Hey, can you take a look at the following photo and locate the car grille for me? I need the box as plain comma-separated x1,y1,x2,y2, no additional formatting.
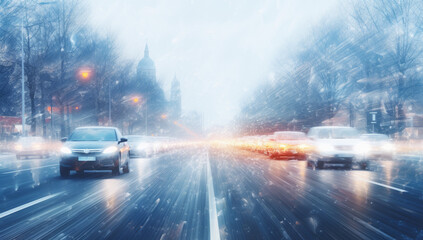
72,149,102,154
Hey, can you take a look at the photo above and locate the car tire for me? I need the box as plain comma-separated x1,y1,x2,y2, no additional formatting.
112,166,120,175
123,161,129,173
316,161,324,169
60,166,70,177
307,160,315,169
112,156,121,175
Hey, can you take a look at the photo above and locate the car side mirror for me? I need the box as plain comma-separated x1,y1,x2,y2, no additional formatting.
61,137,67,142
119,138,128,143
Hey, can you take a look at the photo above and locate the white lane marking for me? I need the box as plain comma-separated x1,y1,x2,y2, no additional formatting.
1,164,57,174
206,150,221,240
13,158,55,163
353,217,395,240
0,192,62,219
365,180,407,193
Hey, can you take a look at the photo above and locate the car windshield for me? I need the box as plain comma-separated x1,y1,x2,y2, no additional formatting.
68,129,117,141
313,128,360,139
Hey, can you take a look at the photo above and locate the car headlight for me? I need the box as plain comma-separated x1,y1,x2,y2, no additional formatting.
318,143,335,152
15,144,23,151
103,146,118,154
60,147,72,154
354,143,371,154
381,143,394,152
298,144,311,151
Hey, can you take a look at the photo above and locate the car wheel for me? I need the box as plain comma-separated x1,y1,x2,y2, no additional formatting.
316,161,324,169
307,160,315,169
60,166,70,177
112,166,120,175
112,157,121,175
123,161,129,173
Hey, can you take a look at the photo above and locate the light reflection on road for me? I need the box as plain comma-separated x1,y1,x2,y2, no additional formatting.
351,170,371,204
102,178,122,211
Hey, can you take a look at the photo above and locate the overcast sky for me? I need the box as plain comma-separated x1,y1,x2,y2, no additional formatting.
87,0,341,127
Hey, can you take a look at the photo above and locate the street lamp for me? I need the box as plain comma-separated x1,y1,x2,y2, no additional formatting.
78,69,92,81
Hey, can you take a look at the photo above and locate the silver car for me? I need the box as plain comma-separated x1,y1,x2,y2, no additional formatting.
307,126,368,169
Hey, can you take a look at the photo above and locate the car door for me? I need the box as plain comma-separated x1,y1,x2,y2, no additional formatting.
116,129,129,163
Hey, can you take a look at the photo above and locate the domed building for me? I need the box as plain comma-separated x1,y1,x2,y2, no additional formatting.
137,44,156,81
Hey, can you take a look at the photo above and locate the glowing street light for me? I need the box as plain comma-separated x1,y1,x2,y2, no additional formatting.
78,69,92,81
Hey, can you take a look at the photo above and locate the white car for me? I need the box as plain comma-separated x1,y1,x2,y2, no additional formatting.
360,134,394,160
307,126,368,169
14,136,50,159
125,135,154,157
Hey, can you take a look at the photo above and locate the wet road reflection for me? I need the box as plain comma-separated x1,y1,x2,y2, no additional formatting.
0,148,422,239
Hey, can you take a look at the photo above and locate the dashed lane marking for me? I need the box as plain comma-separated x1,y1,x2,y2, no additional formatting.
365,180,407,193
0,192,62,219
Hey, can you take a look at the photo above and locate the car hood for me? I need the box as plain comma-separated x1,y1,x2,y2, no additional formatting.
64,141,116,150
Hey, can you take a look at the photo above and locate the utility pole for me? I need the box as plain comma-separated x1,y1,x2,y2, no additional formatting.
21,17,25,136
108,78,111,125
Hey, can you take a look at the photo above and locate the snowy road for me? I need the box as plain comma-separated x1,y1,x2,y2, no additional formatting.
0,147,422,239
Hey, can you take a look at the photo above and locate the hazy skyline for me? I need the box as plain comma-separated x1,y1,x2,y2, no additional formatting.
87,0,341,127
